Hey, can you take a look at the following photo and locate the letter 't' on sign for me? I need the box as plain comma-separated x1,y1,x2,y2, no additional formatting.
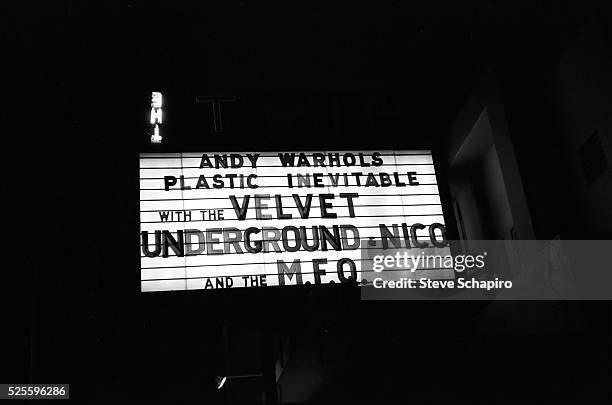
196,95,237,133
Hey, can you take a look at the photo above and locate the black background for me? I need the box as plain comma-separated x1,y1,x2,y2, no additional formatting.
4,1,612,402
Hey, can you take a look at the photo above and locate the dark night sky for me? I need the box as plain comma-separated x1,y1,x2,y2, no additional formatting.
7,0,599,156
4,1,610,401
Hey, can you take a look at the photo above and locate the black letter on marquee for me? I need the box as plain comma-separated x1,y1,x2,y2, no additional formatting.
337,258,357,283
319,194,337,219
164,176,177,191
300,226,320,251
255,194,272,220
281,226,301,252
275,195,292,219
340,225,360,250
379,224,402,249
244,227,263,253
247,174,258,188
184,229,205,255
429,223,448,248
277,259,303,285
293,194,313,219
410,223,428,248
162,230,184,257
320,225,341,251
229,195,250,220
313,258,327,284
223,227,243,254
407,171,420,185
339,193,359,217
141,230,162,257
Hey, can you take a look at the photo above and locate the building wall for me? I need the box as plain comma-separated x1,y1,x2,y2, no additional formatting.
549,18,612,233
445,71,535,241
481,145,514,240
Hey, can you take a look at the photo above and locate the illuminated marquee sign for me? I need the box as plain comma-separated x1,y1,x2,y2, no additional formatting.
139,151,451,292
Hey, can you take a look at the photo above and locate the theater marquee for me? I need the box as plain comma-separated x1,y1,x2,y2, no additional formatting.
139,150,451,292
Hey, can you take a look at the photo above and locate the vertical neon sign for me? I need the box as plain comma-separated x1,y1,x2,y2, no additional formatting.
150,92,163,143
